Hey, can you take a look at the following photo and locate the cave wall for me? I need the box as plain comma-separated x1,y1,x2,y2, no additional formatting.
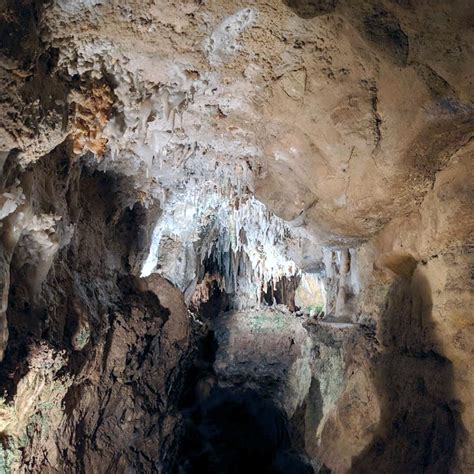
306,142,473,472
0,150,192,472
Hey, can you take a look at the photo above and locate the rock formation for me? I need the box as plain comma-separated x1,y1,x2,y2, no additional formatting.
0,0,472,472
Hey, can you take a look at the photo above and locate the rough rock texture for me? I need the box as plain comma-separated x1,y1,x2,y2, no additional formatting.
9,0,468,245
0,0,472,473
0,151,192,472
302,320,378,473
214,307,313,418
305,141,473,473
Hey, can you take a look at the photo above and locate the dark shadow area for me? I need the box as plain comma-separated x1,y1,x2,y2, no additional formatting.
176,296,314,473
262,274,301,311
282,0,337,18
300,377,324,458
0,148,161,394
351,267,464,473
197,279,230,318
176,386,314,474
362,9,409,67
177,329,218,412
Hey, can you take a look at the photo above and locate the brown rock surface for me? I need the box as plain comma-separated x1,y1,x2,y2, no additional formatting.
0,151,193,472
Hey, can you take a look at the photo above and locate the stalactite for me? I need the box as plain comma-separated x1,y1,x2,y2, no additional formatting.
141,182,303,309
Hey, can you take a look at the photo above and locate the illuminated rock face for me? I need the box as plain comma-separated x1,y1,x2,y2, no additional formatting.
0,0,472,472
141,188,306,309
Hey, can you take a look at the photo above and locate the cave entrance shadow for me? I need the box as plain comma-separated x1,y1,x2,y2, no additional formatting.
351,267,464,473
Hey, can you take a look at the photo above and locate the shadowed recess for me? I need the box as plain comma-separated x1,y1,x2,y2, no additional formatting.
282,0,337,18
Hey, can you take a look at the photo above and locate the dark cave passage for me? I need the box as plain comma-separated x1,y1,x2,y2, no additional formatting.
175,294,314,474
177,385,314,474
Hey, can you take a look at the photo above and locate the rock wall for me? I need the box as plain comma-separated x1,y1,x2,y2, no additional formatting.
0,150,192,472
304,141,473,473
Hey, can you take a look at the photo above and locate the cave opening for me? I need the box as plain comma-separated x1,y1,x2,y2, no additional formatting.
175,309,315,473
